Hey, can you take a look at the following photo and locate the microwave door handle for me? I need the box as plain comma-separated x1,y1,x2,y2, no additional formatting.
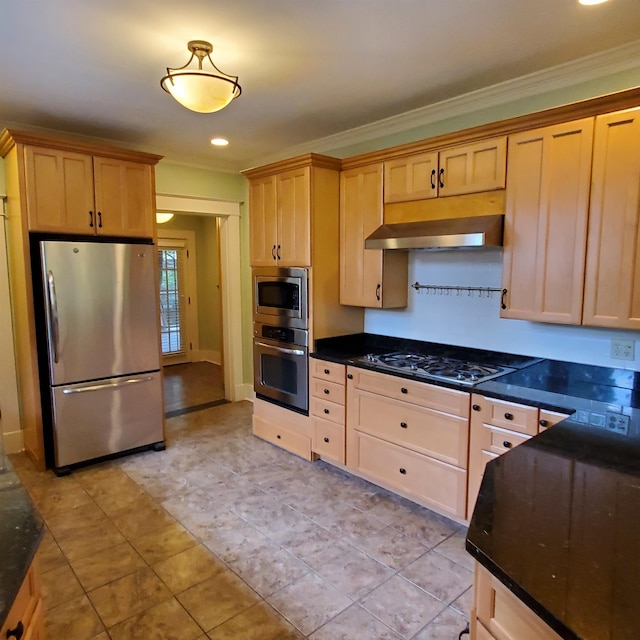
254,341,305,356
46,270,60,364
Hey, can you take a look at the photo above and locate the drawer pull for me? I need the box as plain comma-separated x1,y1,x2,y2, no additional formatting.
323,437,330,443
324,388,330,394
401,387,408,394
400,422,408,429
472,404,481,411
276,434,281,440
6,621,24,640
503,440,512,449
324,408,330,414
539,419,549,427
347,373,353,379
324,368,330,374
399,468,407,475
504,412,514,420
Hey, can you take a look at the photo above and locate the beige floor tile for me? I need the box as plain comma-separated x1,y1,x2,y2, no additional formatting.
401,551,473,604
451,586,473,618
207,601,303,640
44,594,105,640
79,469,148,516
352,525,429,571
45,501,111,539
56,519,127,562
88,566,172,627
130,521,197,564
41,564,85,610
360,575,447,639
267,572,353,636
314,547,394,599
70,541,147,591
36,529,68,574
390,509,459,548
433,529,475,571
89,634,110,640
152,544,226,593
412,606,469,639
309,604,401,639
111,499,176,539
177,569,259,632
109,597,203,640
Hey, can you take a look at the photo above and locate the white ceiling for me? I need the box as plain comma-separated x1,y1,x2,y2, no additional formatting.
1,0,640,173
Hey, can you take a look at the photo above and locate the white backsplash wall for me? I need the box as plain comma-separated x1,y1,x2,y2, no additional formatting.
364,251,640,371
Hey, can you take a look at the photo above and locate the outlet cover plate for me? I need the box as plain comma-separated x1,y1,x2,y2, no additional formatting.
611,338,635,361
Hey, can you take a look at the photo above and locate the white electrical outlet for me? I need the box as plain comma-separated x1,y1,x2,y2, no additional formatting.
611,338,635,361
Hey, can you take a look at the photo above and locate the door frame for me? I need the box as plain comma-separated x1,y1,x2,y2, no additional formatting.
157,230,198,366
156,194,245,403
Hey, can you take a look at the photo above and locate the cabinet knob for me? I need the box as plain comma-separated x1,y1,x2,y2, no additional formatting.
472,404,481,411
400,422,408,429
6,621,24,640
276,434,281,440
401,387,408,394
539,419,549,427
503,441,512,449
324,368,330,374
323,437,330,443
347,373,353,380
399,468,407,475
324,388,330,394
324,408,329,414
504,412,514,420
88,210,94,228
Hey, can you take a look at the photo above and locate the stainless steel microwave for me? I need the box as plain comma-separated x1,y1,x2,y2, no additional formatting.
253,267,308,329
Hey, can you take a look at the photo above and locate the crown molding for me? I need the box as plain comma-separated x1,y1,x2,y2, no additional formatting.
249,39,640,168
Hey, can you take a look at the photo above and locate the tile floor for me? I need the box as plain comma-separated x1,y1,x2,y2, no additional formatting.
163,362,226,415
11,400,474,640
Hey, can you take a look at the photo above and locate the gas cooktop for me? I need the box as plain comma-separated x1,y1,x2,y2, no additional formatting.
353,351,513,386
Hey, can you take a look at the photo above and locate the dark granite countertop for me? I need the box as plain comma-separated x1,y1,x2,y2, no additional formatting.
0,458,44,629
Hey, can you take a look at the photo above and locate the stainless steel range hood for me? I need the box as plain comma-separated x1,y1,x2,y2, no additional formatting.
365,214,504,250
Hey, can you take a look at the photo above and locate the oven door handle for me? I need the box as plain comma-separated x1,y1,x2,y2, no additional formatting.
254,341,305,356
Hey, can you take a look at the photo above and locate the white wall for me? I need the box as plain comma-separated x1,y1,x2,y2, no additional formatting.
365,251,640,371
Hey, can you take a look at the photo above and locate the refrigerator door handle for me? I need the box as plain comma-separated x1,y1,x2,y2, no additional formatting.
46,270,60,364
61,376,155,395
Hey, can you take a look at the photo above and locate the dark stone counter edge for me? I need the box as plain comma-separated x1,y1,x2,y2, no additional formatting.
466,541,579,640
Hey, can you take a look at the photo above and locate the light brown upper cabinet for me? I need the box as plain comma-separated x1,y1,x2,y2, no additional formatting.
383,137,507,203
24,146,155,237
248,166,311,266
501,119,594,324
583,108,640,329
340,164,408,308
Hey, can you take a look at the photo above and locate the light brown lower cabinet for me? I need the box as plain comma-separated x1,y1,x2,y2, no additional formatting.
472,562,562,640
1,559,44,640
346,366,470,519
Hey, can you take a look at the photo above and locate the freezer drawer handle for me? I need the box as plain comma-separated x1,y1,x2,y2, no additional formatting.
46,270,60,364
254,341,305,356
62,376,154,394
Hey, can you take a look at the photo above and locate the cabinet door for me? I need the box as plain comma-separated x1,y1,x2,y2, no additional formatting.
384,152,438,203
277,167,311,266
24,146,95,233
583,108,640,329
501,119,593,324
340,165,407,308
439,137,507,197
249,175,278,266
93,157,154,238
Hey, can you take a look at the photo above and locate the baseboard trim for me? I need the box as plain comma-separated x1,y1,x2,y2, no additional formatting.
235,384,254,403
194,350,221,365
2,429,24,454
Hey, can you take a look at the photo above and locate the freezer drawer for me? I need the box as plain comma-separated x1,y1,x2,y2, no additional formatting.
51,371,163,468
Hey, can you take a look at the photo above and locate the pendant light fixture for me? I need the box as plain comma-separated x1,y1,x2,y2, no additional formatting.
161,40,241,113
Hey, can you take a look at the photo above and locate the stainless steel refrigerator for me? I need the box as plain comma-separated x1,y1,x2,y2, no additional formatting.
40,239,164,471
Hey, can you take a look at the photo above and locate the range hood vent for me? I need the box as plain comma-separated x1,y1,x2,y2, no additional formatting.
365,214,504,250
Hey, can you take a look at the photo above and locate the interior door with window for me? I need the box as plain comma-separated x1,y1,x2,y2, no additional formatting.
158,240,190,365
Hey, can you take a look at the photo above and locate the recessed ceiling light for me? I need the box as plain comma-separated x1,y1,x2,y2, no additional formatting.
211,137,229,146
579,0,609,5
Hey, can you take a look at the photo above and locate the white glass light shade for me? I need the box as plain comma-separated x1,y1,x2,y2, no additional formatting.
578,0,609,4
161,72,239,114
156,212,174,224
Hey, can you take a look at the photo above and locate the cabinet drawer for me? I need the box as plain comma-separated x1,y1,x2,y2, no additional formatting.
472,396,539,435
310,378,345,405
310,396,345,425
349,367,469,417
480,424,531,456
312,418,345,464
1,561,40,640
538,409,570,432
311,359,346,385
475,563,562,640
355,391,468,468
357,433,467,518
253,415,312,459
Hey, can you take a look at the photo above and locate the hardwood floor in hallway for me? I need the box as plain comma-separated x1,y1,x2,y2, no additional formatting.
163,361,226,416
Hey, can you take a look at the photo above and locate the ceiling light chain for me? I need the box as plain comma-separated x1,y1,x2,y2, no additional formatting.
161,40,241,114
